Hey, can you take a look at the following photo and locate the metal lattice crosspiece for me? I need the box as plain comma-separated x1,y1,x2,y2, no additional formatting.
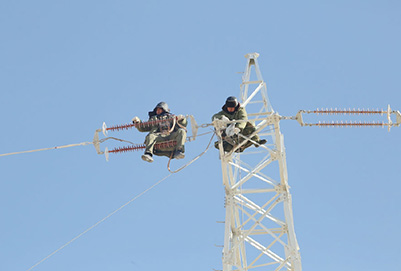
213,53,302,271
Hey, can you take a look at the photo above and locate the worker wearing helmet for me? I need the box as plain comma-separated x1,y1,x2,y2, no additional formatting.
132,102,187,163
212,96,266,152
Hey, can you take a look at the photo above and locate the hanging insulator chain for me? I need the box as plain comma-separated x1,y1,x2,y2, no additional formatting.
294,105,401,131
108,144,146,153
106,117,178,132
307,121,386,128
307,108,385,115
108,140,177,154
153,140,178,150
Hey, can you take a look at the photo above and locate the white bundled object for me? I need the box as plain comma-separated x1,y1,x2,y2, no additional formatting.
226,124,240,137
213,115,239,137
213,115,230,130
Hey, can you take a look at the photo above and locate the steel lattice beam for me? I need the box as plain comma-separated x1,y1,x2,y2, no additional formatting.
214,53,302,271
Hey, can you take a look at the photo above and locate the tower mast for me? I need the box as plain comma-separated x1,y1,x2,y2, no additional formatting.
214,53,302,271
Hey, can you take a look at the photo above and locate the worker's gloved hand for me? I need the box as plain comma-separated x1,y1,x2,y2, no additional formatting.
131,116,140,124
226,124,240,137
176,114,185,120
213,116,230,131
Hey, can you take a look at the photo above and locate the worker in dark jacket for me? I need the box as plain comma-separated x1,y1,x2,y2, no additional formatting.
212,96,266,152
132,102,187,163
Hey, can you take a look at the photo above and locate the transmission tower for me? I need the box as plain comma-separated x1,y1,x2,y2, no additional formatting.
213,53,302,271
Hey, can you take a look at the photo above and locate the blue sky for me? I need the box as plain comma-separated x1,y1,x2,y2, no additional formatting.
1,1,401,271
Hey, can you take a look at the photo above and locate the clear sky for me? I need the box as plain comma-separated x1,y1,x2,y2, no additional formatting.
1,1,401,271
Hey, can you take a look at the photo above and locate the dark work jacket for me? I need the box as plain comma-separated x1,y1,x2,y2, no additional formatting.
212,104,248,130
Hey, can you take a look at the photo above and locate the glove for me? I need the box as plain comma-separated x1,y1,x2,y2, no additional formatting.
176,114,185,120
131,116,140,124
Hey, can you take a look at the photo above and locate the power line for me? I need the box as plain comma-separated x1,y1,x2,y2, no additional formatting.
0,142,93,157
26,173,173,271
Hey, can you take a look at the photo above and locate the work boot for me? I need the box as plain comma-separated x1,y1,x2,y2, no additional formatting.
214,141,219,149
141,152,154,163
255,139,267,147
173,150,185,159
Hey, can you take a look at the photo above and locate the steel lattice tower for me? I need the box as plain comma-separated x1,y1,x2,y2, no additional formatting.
214,53,302,271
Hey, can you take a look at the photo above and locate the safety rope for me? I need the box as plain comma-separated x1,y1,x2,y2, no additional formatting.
26,173,173,271
99,137,137,145
166,116,177,134
167,131,215,173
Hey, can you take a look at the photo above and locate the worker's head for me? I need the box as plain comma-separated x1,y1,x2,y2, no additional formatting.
154,102,170,115
225,96,238,112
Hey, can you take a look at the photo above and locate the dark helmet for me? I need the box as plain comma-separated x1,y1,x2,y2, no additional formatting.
154,101,170,113
225,96,238,108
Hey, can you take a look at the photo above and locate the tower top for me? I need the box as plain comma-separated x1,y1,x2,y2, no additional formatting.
244,52,260,59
